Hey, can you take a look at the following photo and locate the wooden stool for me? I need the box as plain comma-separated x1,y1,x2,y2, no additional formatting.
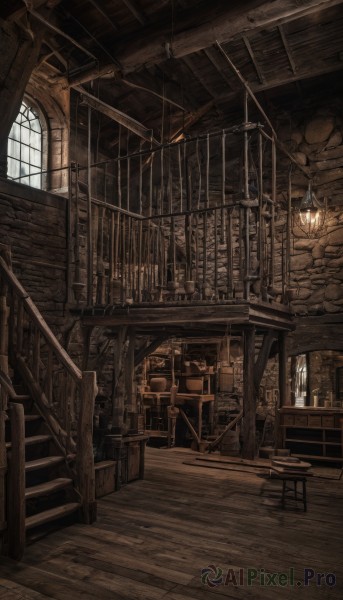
271,459,312,512
281,475,307,511
271,468,310,511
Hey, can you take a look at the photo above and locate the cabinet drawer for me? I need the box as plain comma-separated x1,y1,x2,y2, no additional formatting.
308,415,322,427
294,415,308,426
322,416,334,428
283,415,295,426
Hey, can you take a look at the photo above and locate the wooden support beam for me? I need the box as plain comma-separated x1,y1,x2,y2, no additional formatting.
74,86,158,144
182,56,215,99
253,330,277,394
242,326,255,460
88,0,119,32
122,0,148,26
278,25,297,75
242,35,265,84
7,402,25,560
134,336,168,367
203,48,234,90
77,372,97,524
275,331,288,448
113,0,341,74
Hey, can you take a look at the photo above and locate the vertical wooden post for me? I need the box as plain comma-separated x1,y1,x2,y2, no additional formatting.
7,402,26,560
125,328,136,413
242,326,255,460
275,331,288,448
77,371,97,524
0,255,10,536
87,105,93,306
0,405,6,539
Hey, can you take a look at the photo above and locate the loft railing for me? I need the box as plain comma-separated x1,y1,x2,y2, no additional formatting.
69,125,289,307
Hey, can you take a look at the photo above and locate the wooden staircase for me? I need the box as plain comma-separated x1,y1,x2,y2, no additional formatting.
0,244,97,559
5,381,81,539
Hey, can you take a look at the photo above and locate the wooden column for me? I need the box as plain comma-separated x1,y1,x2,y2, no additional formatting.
77,371,97,524
0,20,44,177
275,331,288,448
112,326,128,430
7,402,26,560
125,328,136,414
242,326,255,460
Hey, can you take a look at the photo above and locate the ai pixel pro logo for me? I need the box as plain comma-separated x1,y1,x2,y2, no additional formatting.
201,565,337,588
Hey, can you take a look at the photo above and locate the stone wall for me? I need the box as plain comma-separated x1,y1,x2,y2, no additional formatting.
0,179,68,331
277,104,343,315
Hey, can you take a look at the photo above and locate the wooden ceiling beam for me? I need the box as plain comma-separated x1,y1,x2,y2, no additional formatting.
203,48,234,91
122,0,148,26
278,25,297,75
113,0,343,75
74,85,159,144
0,0,58,21
88,0,119,32
242,35,265,85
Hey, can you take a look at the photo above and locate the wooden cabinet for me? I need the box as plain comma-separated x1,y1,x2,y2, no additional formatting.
280,408,343,463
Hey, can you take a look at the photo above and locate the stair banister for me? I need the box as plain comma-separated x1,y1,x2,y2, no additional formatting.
0,245,97,552
7,402,25,560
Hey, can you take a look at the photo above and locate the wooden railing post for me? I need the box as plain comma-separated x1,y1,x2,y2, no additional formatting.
7,402,26,560
77,371,97,524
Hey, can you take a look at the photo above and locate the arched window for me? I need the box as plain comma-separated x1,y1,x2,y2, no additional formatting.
7,100,43,189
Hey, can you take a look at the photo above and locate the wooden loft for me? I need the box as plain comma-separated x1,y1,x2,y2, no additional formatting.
78,300,294,332
69,104,294,315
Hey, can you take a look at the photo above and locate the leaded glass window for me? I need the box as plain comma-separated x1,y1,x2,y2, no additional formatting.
7,101,42,189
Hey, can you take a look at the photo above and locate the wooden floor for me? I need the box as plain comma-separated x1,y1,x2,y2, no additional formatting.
1,447,342,599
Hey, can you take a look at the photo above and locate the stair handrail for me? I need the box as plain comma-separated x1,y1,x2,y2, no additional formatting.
0,254,82,382
0,246,97,534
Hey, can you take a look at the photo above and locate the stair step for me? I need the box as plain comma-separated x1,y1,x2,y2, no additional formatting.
25,415,42,422
10,394,31,402
25,456,64,472
25,502,80,530
25,478,73,500
6,434,52,450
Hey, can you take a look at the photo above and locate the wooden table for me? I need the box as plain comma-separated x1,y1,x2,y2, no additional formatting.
175,393,215,439
140,391,171,430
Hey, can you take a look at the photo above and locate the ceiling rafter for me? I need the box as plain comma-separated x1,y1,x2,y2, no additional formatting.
87,0,119,32
242,34,265,85
182,56,216,99
112,0,343,75
122,0,148,26
278,25,297,75
74,85,159,144
203,48,234,91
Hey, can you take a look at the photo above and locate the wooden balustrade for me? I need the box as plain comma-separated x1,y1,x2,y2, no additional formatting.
70,128,285,307
0,247,97,549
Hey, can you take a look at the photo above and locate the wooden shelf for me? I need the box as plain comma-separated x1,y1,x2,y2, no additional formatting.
290,454,343,462
285,439,341,446
280,408,343,463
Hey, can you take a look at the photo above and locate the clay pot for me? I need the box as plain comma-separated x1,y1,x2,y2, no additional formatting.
150,377,167,392
184,280,195,294
167,280,179,291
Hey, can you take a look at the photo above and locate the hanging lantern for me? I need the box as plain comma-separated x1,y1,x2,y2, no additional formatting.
293,181,327,239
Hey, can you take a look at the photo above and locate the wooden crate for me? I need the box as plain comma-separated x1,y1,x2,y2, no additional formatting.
95,460,116,498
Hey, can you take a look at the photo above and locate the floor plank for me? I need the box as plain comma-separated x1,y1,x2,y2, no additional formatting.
1,447,342,599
